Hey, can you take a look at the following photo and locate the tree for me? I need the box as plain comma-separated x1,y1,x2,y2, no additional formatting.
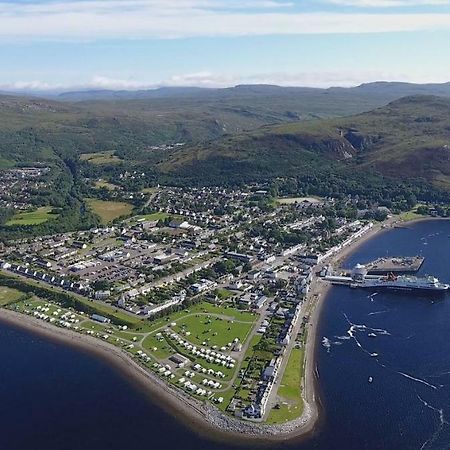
92,280,112,291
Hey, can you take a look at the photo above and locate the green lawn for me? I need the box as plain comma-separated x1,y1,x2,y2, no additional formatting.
5,207,58,226
94,180,119,191
138,212,171,221
141,187,158,194
0,158,14,169
238,334,263,375
86,198,134,224
80,151,122,165
398,206,425,222
142,334,175,360
0,286,24,306
11,298,85,323
142,302,257,357
77,299,142,327
131,212,184,225
216,288,233,300
174,314,254,348
81,320,144,341
187,302,256,322
267,348,305,424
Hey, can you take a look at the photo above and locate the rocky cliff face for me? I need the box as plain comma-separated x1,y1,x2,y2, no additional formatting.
343,129,379,152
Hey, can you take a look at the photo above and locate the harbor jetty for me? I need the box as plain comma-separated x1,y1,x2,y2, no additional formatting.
365,256,424,274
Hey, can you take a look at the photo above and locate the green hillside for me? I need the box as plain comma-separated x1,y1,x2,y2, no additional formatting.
161,95,450,190
0,87,384,168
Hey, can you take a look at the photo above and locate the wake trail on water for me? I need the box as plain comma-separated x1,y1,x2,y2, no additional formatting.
322,337,331,353
343,313,391,335
368,309,390,316
338,313,442,392
428,370,450,379
398,372,439,390
417,395,449,450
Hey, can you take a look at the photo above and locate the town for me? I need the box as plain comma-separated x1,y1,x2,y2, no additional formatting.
0,184,375,425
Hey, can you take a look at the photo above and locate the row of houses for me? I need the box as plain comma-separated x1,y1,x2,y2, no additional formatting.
1,261,89,295
243,353,283,420
118,290,187,317
299,222,374,265
277,302,303,347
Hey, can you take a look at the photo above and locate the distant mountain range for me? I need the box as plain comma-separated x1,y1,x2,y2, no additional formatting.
2,81,450,103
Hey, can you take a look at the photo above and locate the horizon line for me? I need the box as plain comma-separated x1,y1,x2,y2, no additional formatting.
1,79,450,96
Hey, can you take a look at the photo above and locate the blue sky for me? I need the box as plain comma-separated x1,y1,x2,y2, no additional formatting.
1,0,450,90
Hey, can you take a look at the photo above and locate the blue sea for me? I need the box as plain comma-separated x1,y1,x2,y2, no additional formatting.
2,220,450,450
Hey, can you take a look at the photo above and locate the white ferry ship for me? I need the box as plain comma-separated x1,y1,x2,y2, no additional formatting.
353,273,449,293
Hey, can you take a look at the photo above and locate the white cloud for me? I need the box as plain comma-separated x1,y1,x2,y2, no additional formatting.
0,0,450,40
326,0,450,6
89,76,151,90
0,80,57,91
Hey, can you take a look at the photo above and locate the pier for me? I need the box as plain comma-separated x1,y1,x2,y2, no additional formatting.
365,256,424,275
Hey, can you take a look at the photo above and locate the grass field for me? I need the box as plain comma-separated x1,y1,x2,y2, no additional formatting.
267,348,305,424
142,334,174,360
131,212,177,224
141,187,158,194
0,286,24,306
0,158,14,169
399,211,423,222
80,151,122,165
174,313,255,348
216,288,233,300
138,212,171,221
94,180,119,191
277,197,322,205
86,198,133,224
5,207,58,226
142,302,257,355
398,206,425,222
78,299,141,326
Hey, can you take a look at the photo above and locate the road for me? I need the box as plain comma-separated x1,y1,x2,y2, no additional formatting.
148,257,220,288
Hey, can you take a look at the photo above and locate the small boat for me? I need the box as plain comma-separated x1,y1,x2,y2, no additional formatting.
368,376,373,383
371,352,378,357
368,333,377,338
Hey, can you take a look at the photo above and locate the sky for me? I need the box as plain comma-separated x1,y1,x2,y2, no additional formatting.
1,0,450,91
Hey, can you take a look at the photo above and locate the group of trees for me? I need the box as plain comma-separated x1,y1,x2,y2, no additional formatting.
0,208,14,226
417,205,450,217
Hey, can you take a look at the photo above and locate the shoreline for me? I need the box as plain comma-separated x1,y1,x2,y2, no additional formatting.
0,308,317,444
0,216,428,444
